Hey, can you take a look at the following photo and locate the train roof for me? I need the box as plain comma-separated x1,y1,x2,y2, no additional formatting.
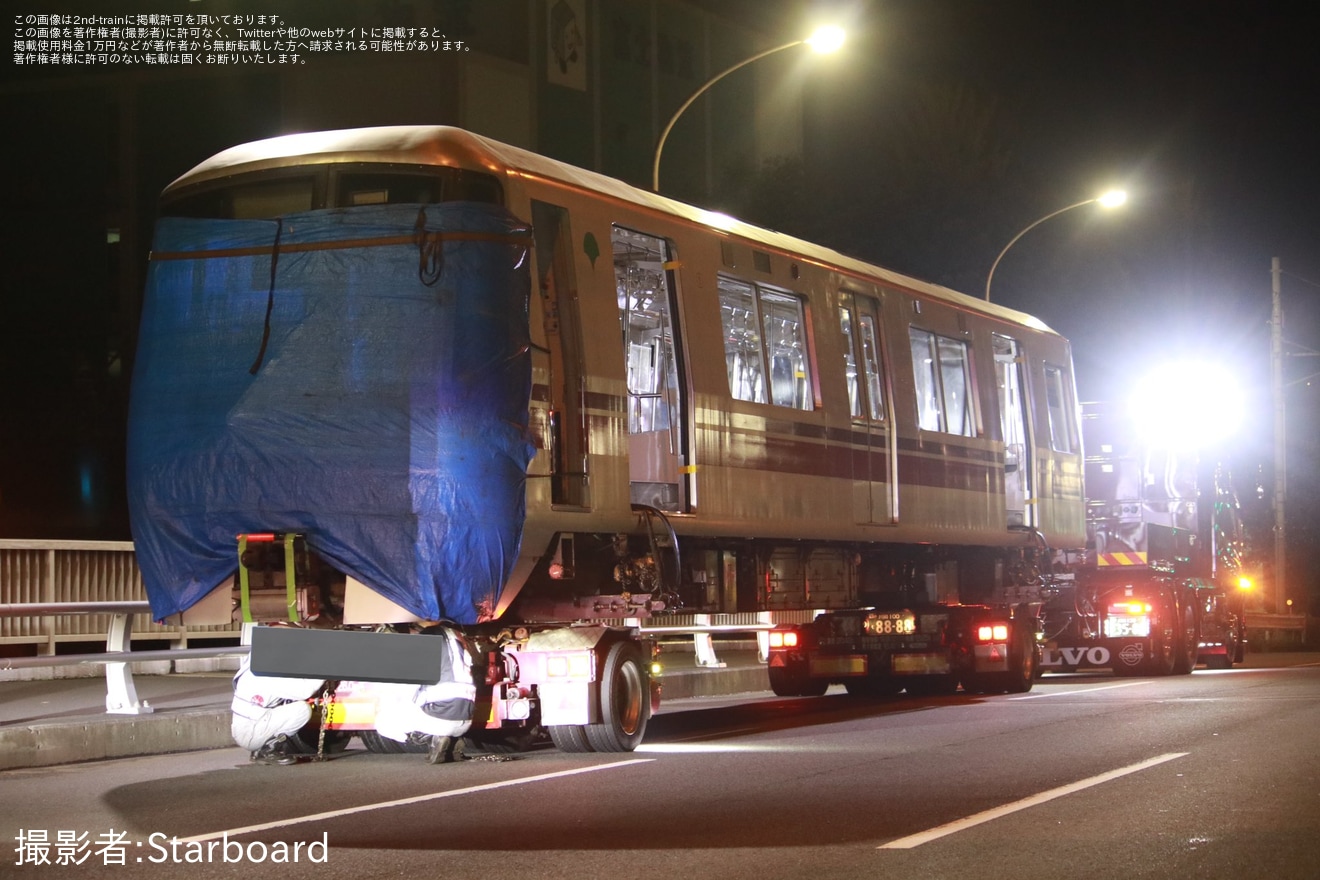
165,125,1060,336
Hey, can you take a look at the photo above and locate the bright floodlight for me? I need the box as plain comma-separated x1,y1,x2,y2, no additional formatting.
805,25,846,53
1129,361,1245,449
1097,189,1128,208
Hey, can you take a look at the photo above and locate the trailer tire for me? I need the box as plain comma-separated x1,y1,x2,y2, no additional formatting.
769,663,825,697
1172,598,1198,675
358,729,429,754
584,641,650,752
548,724,594,753
1145,618,1178,676
997,630,1038,694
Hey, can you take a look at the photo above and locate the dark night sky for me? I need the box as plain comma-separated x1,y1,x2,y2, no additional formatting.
3,1,1318,604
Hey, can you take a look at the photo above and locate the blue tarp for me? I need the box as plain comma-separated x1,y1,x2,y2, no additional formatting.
128,203,535,624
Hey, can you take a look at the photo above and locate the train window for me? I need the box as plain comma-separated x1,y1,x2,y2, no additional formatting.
336,169,502,207
1044,364,1078,452
164,176,316,219
761,291,811,409
840,298,886,420
613,227,678,434
719,276,814,410
840,307,863,417
859,315,885,420
162,166,502,220
909,328,975,436
719,278,766,404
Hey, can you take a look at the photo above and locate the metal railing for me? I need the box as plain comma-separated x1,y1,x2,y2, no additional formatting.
0,539,242,650
0,600,248,714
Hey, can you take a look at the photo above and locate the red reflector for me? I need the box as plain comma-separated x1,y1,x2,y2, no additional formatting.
240,533,277,543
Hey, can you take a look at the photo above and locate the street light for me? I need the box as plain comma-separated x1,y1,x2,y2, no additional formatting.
983,189,1127,302
651,25,845,192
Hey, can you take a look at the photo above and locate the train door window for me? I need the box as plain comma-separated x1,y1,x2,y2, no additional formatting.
1044,364,1078,452
612,226,688,512
909,328,976,436
839,296,886,420
995,335,1035,526
859,313,885,420
840,306,863,417
719,276,813,410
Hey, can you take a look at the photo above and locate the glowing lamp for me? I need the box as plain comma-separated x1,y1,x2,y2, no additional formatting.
1129,361,1245,450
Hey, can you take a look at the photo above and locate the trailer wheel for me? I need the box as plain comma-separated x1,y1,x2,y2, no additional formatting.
548,724,594,753
769,663,820,697
358,730,429,754
1145,609,1178,676
289,706,353,755
1172,598,1199,675
584,641,650,752
999,630,1038,694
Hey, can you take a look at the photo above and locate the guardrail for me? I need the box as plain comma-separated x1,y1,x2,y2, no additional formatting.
1244,611,1309,648
0,539,242,650
0,600,248,715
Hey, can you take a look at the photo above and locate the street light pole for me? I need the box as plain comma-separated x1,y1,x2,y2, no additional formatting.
984,190,1127,302
651,26,844,193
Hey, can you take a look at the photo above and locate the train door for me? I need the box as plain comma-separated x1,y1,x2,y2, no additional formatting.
839,292,895,524
531,201,589,508
994,334,1034,527
611,226,689,513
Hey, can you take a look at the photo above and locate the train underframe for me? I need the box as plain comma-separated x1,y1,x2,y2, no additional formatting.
512,522,1056,700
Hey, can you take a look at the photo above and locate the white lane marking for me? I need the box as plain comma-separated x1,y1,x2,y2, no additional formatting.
175,759,653,843
1010,680,1154,700
878,752,1188,850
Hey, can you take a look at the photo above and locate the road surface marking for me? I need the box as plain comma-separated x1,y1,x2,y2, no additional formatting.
878,752,1188,849
1010,680,1153,700
174,759,653,843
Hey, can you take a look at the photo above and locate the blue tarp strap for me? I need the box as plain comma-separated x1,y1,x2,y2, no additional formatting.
248,218,284,375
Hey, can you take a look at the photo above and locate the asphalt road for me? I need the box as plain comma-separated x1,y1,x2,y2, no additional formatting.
4,658,1318,880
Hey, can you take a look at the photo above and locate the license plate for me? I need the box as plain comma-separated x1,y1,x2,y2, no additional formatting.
863,612,916,636
1103,617,1149,638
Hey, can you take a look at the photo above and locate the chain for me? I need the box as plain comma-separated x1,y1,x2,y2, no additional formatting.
315,683,335,761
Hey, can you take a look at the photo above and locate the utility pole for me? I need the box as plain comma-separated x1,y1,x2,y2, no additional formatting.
1271,257,1286,615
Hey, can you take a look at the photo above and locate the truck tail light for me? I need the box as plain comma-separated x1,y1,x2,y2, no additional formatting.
976,624,1010,642
769,630,799,649
1109,602,1152,615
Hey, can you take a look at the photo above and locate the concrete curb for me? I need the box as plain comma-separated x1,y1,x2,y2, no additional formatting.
0,709,234,771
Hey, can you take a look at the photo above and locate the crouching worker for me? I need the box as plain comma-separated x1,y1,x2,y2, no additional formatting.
231,654,324,765
369,626,476,764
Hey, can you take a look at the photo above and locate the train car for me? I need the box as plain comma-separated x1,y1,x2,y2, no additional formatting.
129,126,1087,752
